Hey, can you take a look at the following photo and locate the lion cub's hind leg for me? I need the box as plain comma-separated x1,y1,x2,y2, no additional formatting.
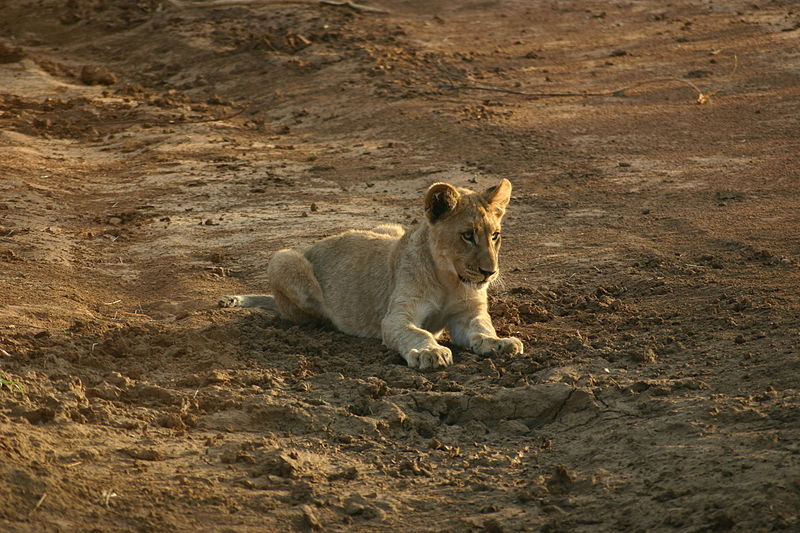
267,248,328,324
218,295,278,310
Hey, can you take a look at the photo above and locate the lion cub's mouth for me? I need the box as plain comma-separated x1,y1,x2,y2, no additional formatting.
459,274,490,288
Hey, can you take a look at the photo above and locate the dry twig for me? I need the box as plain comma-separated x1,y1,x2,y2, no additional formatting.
29,493,47,516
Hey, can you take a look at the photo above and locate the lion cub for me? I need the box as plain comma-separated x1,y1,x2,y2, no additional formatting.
220,179,523,370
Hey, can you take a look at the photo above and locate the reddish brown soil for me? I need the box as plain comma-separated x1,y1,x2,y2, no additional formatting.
1,1,799,531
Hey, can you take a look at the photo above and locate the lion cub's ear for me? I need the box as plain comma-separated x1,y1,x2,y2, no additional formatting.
482,179,512,213
425,182,461,223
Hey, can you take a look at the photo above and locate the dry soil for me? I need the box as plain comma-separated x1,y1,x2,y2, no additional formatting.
1,0,799,531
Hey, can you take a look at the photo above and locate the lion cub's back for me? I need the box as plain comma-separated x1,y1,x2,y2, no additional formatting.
304,228,402,338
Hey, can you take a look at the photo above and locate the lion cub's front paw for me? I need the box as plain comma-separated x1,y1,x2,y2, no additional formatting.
406,346,453,370
472,336,524,356
218,295,243,308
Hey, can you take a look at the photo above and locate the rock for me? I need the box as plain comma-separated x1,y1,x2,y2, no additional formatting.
80,65,117,85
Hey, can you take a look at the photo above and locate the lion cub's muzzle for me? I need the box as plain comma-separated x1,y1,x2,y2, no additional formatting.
460,267,498,287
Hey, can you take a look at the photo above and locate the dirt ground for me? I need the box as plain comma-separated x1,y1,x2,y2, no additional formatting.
1,0,799,531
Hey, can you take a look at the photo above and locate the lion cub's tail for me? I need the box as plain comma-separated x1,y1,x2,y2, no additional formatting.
218,294,278,311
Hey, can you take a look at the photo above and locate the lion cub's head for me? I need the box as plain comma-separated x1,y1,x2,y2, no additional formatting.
424,179,512,289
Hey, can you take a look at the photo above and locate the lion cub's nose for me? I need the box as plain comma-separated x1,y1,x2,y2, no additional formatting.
479,268,496,279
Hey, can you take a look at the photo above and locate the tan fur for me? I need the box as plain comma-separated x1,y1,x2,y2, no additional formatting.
220,179,524,370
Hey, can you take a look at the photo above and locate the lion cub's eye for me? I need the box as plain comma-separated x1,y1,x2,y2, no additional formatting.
461,231,475,244
492,232,501,241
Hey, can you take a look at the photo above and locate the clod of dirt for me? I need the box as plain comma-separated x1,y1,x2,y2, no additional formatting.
497,419,530,436
564,331,589,352
397,458,431,477
546,465,597,495
256,449,303,478
344,493,385,520
0,40,25,63
685,69,713,78
705,511,736,531
638,347,659,363
12,406,56,425
301,504,323,530
158,412,186,430
483,518,506,533
80,65,117,85
205,369,230,385
122,446,166,461
519,302,552,322
328,466,359,481
516,478,549,503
